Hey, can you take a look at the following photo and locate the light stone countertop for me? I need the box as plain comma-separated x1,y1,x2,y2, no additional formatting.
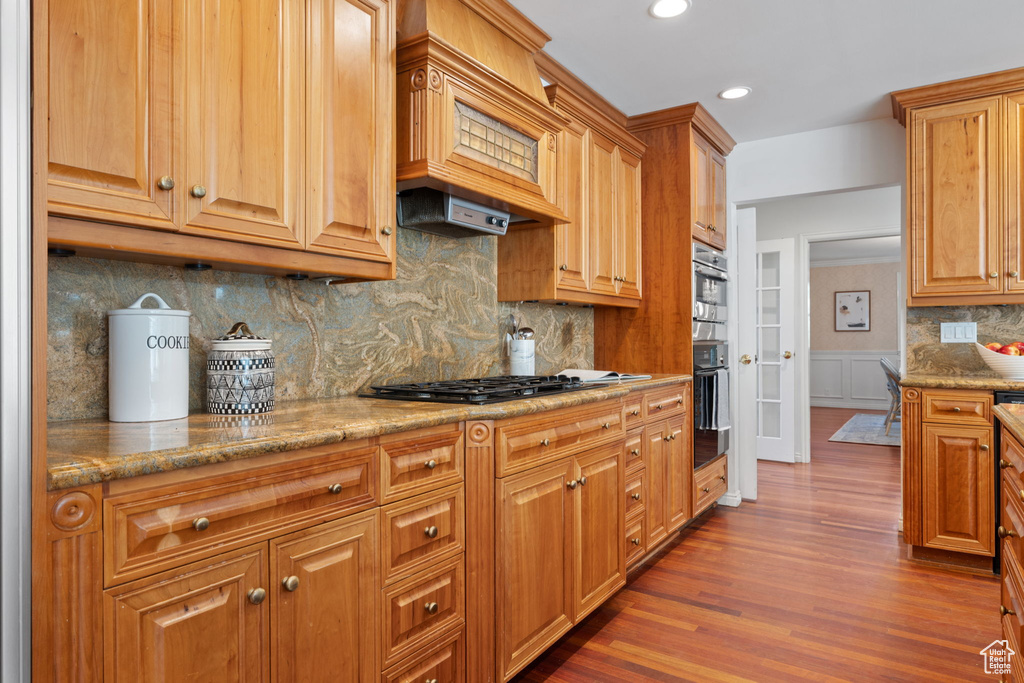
47,374,690,490
900,373,1024,392
996,404,1024,443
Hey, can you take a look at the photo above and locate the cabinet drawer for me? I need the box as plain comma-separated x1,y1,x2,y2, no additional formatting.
104,445,377,585
645,384,688,420
1004,559,1024,654
382,556,465,668
922,389,992,424
1004,429,1024,477
380,424,464,504
1004,478,1024,562
626,512,646,566
625,469,645,518
695,457,727,515
624,395,644,429
381,484,464,584
625,429,644,472
495,400,624,476
382,626,464,683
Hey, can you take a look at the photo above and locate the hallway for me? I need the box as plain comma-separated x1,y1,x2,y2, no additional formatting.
514,408,1000,682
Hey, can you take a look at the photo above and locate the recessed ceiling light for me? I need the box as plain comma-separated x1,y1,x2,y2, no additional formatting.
649,0,691,19
719,86,752,100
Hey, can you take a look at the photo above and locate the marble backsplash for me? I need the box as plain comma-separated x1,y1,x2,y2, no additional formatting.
906,305,1024,376
48,229,594,421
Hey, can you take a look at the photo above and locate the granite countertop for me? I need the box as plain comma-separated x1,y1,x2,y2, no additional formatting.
900,373,1024,392
47,374,690,491
996,404,1024,443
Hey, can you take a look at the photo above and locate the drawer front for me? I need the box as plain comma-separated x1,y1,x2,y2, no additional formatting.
625,513,646,566
381,424,464,504
382,627,464,683
645,384,689,420
695,458,728,515
1004,478,1024,563
105,445,377,585
922,389,991,424
1004,560,1024,655
1005,429,1024,477
382,556,465,668
625,469,646,518
381,484,464,584
495,400,624,476
625,429,644,472
624,395,644,429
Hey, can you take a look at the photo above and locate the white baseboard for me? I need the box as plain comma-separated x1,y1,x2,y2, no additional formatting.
717,490,742,507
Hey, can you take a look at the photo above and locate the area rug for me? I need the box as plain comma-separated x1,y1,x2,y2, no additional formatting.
828,413,900,447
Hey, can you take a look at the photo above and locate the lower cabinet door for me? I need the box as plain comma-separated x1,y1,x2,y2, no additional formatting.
921,423,995,556
666,414,691,531
104,545,269,683
495,459,574,680
270,510,378,682
646,420,669,546
574,443,625,619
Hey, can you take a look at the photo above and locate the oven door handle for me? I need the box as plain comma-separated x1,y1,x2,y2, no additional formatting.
694,266,728,281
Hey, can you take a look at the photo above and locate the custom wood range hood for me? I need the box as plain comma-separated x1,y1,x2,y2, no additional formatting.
396,0,570,226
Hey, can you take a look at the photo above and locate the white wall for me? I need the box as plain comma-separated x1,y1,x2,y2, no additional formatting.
729,118,906,204
755,186,902,240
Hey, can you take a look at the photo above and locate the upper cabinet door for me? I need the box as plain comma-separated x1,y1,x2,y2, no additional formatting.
305,0,395,262
181,0,304,249
588,131,619,297
909,97,1002,298
691,134,712,244
1007,92,1024,292
615,148,642,299
45,0,177,230
555,125,590,293
709,150,727,250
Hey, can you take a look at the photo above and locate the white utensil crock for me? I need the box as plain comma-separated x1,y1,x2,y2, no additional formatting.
508,336,536,376
107,293,191,422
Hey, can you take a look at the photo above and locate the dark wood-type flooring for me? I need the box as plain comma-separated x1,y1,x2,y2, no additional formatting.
514,408,1000,682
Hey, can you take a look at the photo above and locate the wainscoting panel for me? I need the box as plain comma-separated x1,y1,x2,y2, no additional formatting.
810,350,899,410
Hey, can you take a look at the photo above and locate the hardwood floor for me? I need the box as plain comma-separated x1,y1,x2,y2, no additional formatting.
514,408,1000,682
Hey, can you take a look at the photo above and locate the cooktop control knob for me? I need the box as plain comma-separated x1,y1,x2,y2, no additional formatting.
487,216,508,229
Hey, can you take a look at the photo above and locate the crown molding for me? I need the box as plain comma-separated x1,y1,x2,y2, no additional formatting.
627,102,736,155
534,51,629,130
891,66,1024,126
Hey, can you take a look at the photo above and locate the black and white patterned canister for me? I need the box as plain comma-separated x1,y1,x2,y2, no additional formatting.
206,322,275,415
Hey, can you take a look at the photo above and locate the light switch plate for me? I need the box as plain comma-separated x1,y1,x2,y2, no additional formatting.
940,322,977,343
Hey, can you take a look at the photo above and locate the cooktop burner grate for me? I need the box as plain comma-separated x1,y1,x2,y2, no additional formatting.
360,375,604,404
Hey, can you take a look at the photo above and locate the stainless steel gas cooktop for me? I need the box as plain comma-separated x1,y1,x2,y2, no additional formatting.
359,375,604,405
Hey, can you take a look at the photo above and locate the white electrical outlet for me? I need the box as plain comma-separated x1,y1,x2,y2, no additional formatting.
940,322,977,343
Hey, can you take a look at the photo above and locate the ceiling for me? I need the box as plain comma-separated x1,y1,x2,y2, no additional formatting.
809,236,901,264
509,0,1024,142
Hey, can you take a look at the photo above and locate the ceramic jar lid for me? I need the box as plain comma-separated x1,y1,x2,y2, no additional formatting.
211,322,272,351
108,292,190,318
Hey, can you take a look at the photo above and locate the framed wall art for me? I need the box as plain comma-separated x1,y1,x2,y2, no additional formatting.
835,291,870,331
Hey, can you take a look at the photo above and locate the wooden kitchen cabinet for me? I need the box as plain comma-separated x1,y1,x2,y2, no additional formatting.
496,54,645,307
692,132,727,250
892,69,1024,305
645,421,670,548
573,443,626,619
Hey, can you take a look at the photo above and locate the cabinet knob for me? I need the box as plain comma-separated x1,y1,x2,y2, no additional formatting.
631,409,640,416
560,264,568,271
719,474,727,482
381,226,393,236
999,526,1018,539
190,184,207,198
424,602,439,615
990,271,1000,278
567,480,578,490
1002,605,1016,616
1002,459,1015,469
247,588,267,605
540,438,550,447
424,525,439,539
281,575,300,592
652,403,663,411
630,449,640,456
631,493,641,500
426,679,439,683
702,487,711,493
424,459,437,470
1012,271,1020,277
1018,489,1024,503
952,406,961,412
578,476,587,486
327,483,343,494
981,444,989,451
677,398,684,404
192,517,210,532
602,422,611,429
631,538,641,545
156,175,175,191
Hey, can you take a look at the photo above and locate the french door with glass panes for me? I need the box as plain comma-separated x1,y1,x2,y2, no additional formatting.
754,240,796,462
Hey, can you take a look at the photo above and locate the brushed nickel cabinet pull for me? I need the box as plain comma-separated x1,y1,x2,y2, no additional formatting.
560,264,568,271
567,480,577,490
702,487,710,493
631,538,641,545
981,444,989,451
630,449,640,456
578,476,587,486
631,493,641,500
190,184,207,198
719,475,726,482
156,176,175,191
602,422,611,429
952,406,961,412
631,409,640,416
381,225,393,236
281,576,300,592
1012,271,1020,277
424,602,439,615
327,484,343,494
652,404,663,411
425,525,439,539
540,438,550,446
247,588,267,605
990,271,1000,278
424,459,437,470
193,517,210,532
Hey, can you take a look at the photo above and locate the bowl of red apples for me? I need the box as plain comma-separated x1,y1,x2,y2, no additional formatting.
975,342,1024,379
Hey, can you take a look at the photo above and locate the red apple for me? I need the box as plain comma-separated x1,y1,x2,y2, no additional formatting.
1010,342,1024,352
986,342,1004,352
999,345,1022,356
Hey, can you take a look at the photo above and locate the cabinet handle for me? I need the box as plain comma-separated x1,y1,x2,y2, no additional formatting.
630,449,640,456
631,409,640,416
719,475,727,482
602,422,611,429
631,493,641,500
381,225,393,236
426,679,439,683
567,480,578,490
560,264,568,271
1002,605,1016,616
190,184,207,198
156,176,175,191
1012,271,1020,277
424,525,439,539
652,404,663,411
578,476,588,486
424,602,439,615
631,538,641,545
981,444,989,451
540,438,550,447
1018,489,1024,503
192,517,210,532
424,459,437,470
247,588,267,605
1002,459,1015,469
281,576,300,592
677,398,684,404
327,483,343,494
952,407,961,412
702,487,711,493
999,526,1018,539
990,271,1000,278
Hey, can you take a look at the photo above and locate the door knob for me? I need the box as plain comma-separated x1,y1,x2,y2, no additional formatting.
739,354,752,365
783,351,793,359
